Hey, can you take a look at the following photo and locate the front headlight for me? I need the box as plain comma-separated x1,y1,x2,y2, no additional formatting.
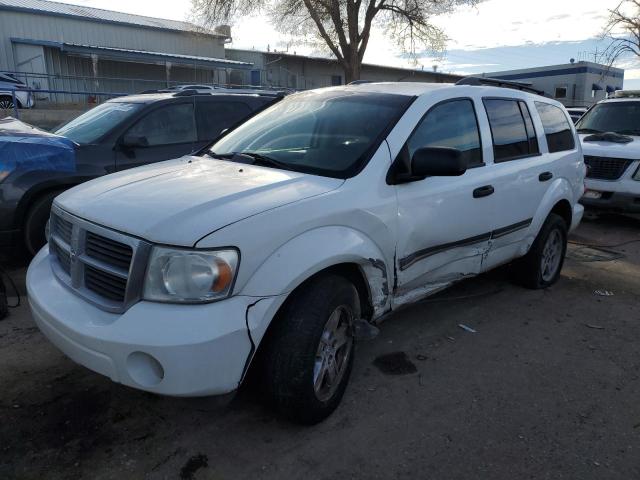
143,247,239,303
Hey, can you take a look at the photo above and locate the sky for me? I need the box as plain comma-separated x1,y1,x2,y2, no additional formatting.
59,0,640,88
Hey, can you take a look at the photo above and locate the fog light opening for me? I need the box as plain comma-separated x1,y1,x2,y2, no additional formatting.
126,351,164,387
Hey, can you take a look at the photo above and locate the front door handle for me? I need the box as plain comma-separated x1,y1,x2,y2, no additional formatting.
539,171,553,182
473,185,495,198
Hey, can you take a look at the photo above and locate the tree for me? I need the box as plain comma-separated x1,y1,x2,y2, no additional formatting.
192,0,480,83
600,0,640,65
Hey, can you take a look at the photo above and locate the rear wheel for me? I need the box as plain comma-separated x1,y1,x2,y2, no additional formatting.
511,213,568,289
24,190,62,256
262,274,359,424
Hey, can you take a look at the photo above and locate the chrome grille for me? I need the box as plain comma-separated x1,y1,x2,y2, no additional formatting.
53,214,73,245
86,231,133,271
584,156,634,180
85,265,128,302
50,241,71,275
48,205,151,313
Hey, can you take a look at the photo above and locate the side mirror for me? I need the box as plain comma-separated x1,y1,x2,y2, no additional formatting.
121,134,149,149
411,147,467,177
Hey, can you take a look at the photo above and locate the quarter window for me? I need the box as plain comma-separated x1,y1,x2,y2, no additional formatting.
519,101,540,155
484,99,539,162
535,102,575,153
127,103,196,146
407,99,483,167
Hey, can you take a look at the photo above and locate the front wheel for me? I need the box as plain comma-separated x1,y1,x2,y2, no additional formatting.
511,213,568,289
262,274,359,424
24,190,62,256
0,96,15,110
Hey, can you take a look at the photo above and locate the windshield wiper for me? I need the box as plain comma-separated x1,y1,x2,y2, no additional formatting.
615,129,640,136
205,150,296,172
576,128,602,134
235,151,296,172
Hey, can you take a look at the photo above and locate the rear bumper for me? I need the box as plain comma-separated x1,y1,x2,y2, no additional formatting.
570,203,584,232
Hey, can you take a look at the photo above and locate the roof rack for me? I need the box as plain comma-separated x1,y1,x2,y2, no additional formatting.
139,88,287,98
456,76,544,96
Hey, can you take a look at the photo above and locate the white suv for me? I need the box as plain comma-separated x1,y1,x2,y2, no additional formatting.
27,82,584,424
577,91,640,213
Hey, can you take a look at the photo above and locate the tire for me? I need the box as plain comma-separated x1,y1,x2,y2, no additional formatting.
262,274,360,424
24,190,62,256
511,213,568,289
0,96,15,110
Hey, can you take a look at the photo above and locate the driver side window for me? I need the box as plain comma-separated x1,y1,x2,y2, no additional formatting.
127,103,197,146
407,99,483,167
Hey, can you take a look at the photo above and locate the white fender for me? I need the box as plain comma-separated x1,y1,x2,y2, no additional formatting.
240,225,392,318
522,176,575,255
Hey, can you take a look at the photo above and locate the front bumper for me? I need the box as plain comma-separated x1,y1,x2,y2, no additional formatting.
581,173,640,213
27,246,274,396
581,191,640,213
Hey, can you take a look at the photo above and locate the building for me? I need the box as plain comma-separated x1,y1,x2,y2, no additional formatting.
226,49,462,90
485,61,625,107
0,0,251,102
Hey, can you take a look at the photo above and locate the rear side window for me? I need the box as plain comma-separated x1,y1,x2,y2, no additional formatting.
535,102,575,153
484,99,539,162
196,101,253,140
407,99,483,167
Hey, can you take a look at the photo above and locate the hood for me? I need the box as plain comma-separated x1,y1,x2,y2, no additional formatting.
579,133,640,159
0,117,76,176
56,156,344,246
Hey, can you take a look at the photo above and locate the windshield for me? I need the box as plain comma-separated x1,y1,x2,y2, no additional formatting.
576,101,640,135
55,101,145,144
208,90,412,178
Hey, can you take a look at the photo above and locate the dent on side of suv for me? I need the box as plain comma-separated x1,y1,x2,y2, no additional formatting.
27,83,584,424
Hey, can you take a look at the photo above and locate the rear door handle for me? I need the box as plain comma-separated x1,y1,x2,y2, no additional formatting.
473,185,495,198
539,171,553,182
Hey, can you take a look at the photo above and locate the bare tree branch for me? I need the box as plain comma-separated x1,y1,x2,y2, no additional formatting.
192,0,482,82
600,0,640,67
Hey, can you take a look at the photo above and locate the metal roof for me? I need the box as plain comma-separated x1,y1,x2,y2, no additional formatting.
0,0,221,36
11,38,253,69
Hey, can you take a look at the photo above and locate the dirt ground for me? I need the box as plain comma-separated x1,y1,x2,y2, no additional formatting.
1,215,640,480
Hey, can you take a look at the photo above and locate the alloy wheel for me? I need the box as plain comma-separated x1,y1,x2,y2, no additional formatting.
313,305,354,402
541,229,563,282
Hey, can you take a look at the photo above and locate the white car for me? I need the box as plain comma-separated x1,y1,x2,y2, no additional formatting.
577,90,640,213
0,73,34,109
27,82,584,424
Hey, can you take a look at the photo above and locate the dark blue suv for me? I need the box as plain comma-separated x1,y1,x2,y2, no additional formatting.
0,90,282,255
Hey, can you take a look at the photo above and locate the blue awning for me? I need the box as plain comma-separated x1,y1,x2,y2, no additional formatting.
592,83,603,91
11,38,253,70
606,85,616,93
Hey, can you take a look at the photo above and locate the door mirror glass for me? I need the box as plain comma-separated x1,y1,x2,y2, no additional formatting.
411,147,467,177
121,134,149,148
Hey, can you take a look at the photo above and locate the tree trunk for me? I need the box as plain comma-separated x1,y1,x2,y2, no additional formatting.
343,61,361,84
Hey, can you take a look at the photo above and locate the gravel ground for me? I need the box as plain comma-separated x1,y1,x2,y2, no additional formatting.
1,215,640,480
